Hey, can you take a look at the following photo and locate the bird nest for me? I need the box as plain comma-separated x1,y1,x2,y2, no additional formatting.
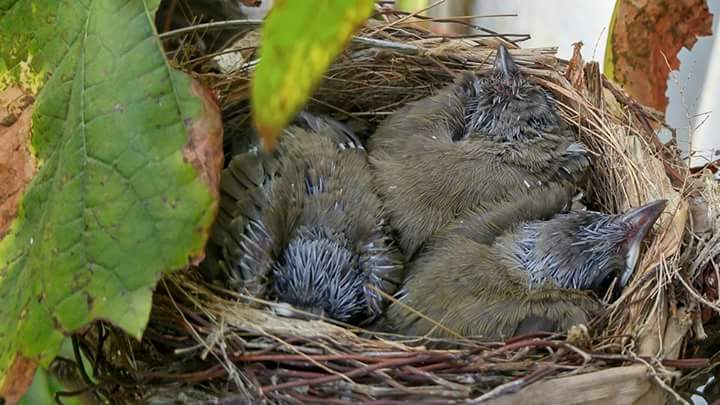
70,14,720,404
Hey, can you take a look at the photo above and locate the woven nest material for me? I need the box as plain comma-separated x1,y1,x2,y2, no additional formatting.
71,14,720,404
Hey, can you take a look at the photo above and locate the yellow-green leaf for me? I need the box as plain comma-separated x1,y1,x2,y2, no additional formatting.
251,0,375,149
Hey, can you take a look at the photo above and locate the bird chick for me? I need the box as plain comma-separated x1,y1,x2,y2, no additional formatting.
210,114,403,324
380,185,666,341
369,45,589,259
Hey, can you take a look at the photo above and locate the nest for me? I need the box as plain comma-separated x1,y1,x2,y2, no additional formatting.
70,12,720,404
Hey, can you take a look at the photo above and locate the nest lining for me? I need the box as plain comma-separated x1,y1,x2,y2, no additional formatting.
69,13,720,404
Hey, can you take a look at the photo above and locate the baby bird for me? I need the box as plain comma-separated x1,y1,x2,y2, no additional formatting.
211,114,403,324
369,45,589,259
380,185,666,341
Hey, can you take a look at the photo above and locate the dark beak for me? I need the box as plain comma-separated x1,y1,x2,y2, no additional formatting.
619,199,668,286
624,199,668,238
495,45,520,77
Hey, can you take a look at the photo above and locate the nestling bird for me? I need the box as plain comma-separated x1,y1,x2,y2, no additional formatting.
369,45,590,259
208,113,403,324
380,185,667,341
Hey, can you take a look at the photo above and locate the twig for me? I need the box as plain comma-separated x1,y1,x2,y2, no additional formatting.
352,36,421,54
71,336,96,389
368,285,466,340
467,366,556,403
157,19,264,39
261,355,438,394
368,0,448,37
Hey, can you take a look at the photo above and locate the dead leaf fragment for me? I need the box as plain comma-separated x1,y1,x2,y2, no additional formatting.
607,0,713,111
0,87,36,238
565,41,586,92
182,80,224,265
0,355,37,404
0,87,34,126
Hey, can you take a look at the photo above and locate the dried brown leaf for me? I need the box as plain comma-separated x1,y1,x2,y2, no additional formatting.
0,87,36,239
0,355,36,405
565,41,586,92
607,0,713,111
182,80,224,265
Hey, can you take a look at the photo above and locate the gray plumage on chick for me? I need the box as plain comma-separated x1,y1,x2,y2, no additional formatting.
380,184,666,341
369,45,590,259
209,114,403,324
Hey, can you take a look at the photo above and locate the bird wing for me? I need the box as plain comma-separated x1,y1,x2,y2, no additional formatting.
449,281,600,340
383,234,600,341
356,218,404,322
555,140,591,184
208,151,279,295
446,182,575,246
368,75,469,156
510,287,602,337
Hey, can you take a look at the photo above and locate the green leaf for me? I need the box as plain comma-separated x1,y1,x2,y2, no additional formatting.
0,0,218,392
396,0,428,12
251,0,374,149
19,368,80,405
19,339,83,405
602,0,621,81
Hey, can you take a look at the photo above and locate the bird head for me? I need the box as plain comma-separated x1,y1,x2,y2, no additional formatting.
494,44,522,90
509,199,667,291
271,227,369,323
464,45,559,142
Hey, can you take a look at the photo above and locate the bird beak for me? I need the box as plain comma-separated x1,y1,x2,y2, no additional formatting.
620,199,668,287
495,45,520,78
